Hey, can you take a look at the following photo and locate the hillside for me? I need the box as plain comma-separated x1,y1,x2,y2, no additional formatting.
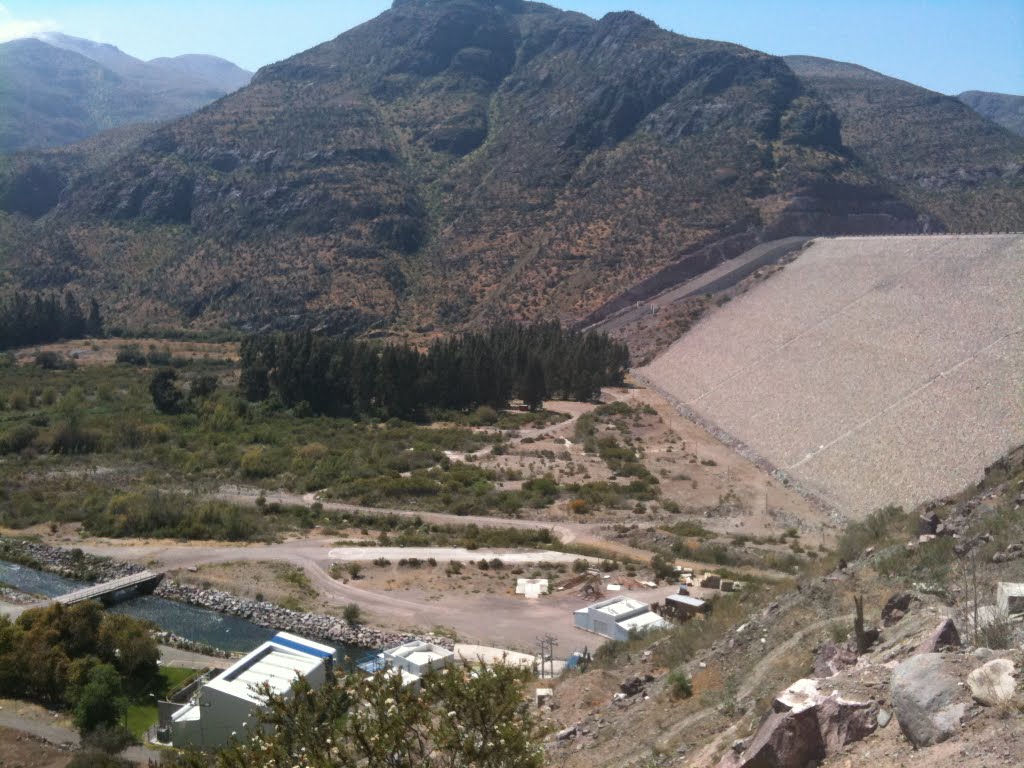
0,34,251,153
543,442,1024,768
958,90,1024,137
638,234,1024,519
0,0,931,333
785,56,1024,231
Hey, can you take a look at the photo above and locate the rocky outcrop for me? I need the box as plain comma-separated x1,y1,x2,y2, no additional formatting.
720,679,877,768
967,659,1018,707
812,641,858,678
916,618,961,654
891,653,968,747
881,592,917,627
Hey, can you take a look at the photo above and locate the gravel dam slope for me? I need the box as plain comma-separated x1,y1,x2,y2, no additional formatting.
639,234,1024,518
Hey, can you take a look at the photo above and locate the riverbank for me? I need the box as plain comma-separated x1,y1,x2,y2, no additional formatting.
0,535,450,653
154,581,452,652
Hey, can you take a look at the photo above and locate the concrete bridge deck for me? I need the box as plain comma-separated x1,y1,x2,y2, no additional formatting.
54,569,164,606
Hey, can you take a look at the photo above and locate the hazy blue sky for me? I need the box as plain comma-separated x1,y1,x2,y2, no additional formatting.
1,0,1021,95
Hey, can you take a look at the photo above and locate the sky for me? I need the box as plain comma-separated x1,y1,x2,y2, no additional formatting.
0,0,1021,96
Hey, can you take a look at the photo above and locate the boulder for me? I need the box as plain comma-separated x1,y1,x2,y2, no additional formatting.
916,618,960,654
918,512,939,535
967,659,1017,706
815,695,878,754
881,592,915,627
619,676,645,696
773,679,821,713
813,641,858,678
891,653,968,747
725,680,876,767
727,708,824,768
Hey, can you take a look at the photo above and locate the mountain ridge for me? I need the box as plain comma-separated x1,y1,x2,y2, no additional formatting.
958,89,1024,137
0,33,252,153
0,0,1019,334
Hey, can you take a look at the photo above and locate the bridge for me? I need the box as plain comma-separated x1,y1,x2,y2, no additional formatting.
54,570,165,606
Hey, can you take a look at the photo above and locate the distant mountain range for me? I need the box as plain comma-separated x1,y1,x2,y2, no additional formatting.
0,0,1020,334
784,56,1023,231
0,32,251,153
957,90,1024,137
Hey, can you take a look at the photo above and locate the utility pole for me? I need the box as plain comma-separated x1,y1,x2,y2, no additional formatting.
536,634,558,679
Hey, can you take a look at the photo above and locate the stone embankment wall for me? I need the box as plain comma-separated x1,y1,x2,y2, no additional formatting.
0,537,449,652
154,581,451,652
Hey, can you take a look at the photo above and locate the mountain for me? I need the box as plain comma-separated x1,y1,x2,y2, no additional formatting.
147,54,253,93
0,33,252,153
0,0,1018,334
958,90,1024,137
785,56,1024,231
41,33,252,93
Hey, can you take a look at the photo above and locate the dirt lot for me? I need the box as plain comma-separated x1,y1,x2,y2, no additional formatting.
0,727,70,768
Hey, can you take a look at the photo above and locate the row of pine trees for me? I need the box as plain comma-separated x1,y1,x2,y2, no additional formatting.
0,292,103,351
239,322,630,419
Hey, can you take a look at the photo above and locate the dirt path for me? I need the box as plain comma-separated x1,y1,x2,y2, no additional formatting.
0,709,164,764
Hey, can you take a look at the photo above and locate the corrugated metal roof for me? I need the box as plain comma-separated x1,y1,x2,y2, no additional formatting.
666,594,706,608
203,640,324,704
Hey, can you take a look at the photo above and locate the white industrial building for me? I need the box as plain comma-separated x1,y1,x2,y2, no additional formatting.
358,640,455,692
170,632,335,749
574,596,669,641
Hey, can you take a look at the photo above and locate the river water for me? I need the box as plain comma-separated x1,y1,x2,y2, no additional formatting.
0,560,359,656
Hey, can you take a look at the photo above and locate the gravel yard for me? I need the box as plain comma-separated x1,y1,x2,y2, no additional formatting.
640,234,1024,517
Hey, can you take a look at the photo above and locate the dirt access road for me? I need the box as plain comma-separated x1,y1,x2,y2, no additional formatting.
71,536,613,651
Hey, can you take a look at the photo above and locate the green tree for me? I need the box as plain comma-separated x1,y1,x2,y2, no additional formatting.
73,663,127,734
521,356,546,411
149,368,184,414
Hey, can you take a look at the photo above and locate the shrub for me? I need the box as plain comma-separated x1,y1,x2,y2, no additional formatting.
343,603,362,626
115,345,147,366
667,669,693,700
836,505,910,562
0,424,38,455
345,562,362,579
51,420,101,455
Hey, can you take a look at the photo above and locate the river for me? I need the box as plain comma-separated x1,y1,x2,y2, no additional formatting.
0,560,360,657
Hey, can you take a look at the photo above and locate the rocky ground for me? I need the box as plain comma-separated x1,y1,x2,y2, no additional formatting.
539,444,1024,768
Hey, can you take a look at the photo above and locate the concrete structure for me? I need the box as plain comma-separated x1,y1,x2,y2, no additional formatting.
359,640,455,692
54,570,164,605
170,632,334,749
382,640,454,678
516,578,549,599
996,583,1024,616
454,644,537,670
573,597,669,641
